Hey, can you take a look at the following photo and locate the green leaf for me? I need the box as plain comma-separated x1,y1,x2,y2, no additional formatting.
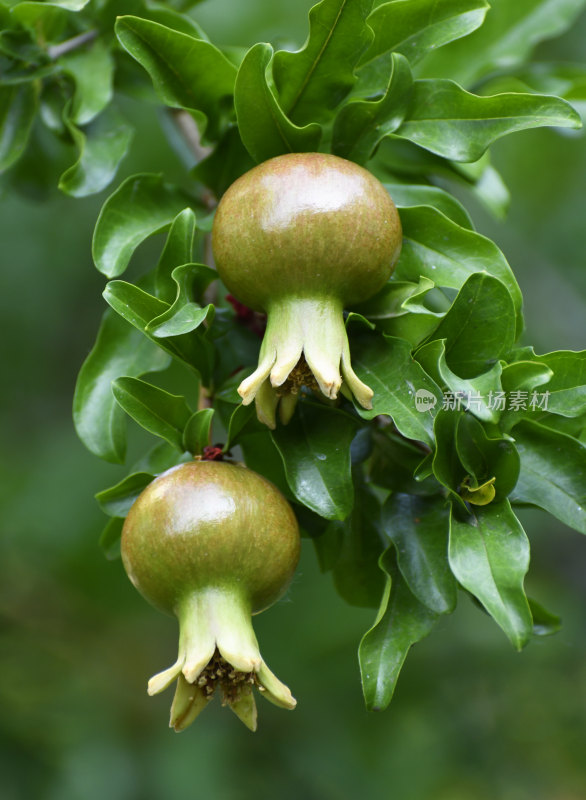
362,0,489,67
501,360,553,394
432,409,467,498
99,517,124,561
112,376,192,450
449,501,532,649
428,273,517,378
271,401,357,520
239,428,292,500
0,82,38,171
147,264,216,337
419,0,586,87
369,428,439,495
154,209,196,303
131,440,187,474
223,403,264,451
92,174,191,278
183,408,214,455
396,205,523,327
44,0,89,9
354,275,442,346
531,350,586,417
384,182,473,228
354,276,436,319
103,280,214,383
332,52,412,163
59,107,134,198
73,309,170,463
510,420,586,534
455,413,520,502
382,493,456,614
273,0,374,126
416,338,503,423
61,39,114,125
359,547,438,711
395,80,581,162
330,482,386,607
115,15,236,139
95,472,154,517
350,332,442,446
234,43,322,164
528,597,561,637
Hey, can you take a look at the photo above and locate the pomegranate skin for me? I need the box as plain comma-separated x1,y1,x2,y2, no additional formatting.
211,152,402,310
121,460,300,616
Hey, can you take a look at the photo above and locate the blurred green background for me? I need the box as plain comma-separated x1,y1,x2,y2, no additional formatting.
1,2,586,798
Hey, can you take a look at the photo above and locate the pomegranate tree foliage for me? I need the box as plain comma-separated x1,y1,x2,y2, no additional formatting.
3,0,586,711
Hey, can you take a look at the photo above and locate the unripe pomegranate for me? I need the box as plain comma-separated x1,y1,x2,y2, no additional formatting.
121,459,300,731
212,152,402,427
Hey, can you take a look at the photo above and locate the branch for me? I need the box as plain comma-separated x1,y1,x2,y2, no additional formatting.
47,30,98,60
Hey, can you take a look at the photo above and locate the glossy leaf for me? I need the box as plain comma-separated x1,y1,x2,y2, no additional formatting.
0,82,38,170
271,402,357,520
362,0,489,67
354,276,436,321
147,264,216,338
239,429,292,501
432,409,467,498
384,182,473,229
420,0,586,87
183,408,214,455
131,440,188,475
93,174,191,278
46,0,89,8
395,80,581,162
510,420,586,534
73,310,171,463
59,107,133,198
61,39,114,125
382,493,457,614
501,361,553,394
103,280,214,383
235,43,322,163
350,332,442,446
429,273,517,378
332,52,412,163
455,413,520,501
223,403,263,451
369,429,440,496
330,482,386,607
449,501,533,649
273,0,374,125
112,377,192,450
416,339,503,423
99,517,124,561
359,547,438,711
95,472,154,517
154,209,196,303
115,16,236,139
396,205,523,326
528,597,562,637
533,350,586,417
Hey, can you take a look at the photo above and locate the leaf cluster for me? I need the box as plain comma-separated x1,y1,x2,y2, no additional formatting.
3,0,586,711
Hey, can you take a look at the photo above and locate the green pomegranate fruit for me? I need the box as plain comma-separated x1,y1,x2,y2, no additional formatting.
121,459,300,732
212,152,402,428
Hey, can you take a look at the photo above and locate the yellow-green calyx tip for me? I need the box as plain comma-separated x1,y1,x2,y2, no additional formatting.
147,588,296,732
238,296,373,428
